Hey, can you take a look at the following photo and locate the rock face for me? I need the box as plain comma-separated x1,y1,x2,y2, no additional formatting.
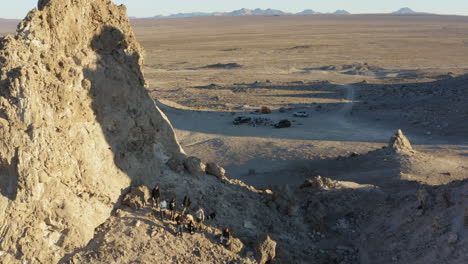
166,155,186,173
388,129,413,153
184,156,206,178
205,162,226,179
122,185,151,210
255,233,277,264
0,0,183,262
269,185,299,216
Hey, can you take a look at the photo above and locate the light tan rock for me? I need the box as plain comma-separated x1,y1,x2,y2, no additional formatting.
122,185,151,210
0,0,183,262
255,233,277,264
388,129,413,153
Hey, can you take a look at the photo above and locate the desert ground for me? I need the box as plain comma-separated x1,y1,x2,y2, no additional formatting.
1,9,467,264
128,15,468,186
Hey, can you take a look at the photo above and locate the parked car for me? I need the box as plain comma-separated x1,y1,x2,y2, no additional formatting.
233,116,252,125
293,111,309,117
274,119,291,128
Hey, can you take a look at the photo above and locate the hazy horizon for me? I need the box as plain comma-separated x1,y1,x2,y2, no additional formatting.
1,0,468,19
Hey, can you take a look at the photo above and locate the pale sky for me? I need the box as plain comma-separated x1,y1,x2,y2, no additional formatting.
1,0,467,19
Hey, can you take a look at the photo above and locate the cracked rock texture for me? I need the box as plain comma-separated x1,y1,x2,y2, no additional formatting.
0,0,183,262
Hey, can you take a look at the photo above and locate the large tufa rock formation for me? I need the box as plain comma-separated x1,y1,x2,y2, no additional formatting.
388,129,413,153
0,0,183,262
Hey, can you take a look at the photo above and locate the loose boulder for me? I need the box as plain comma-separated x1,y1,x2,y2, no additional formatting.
166,155,186,173
255,233,277,264
184,156,206,178
122,185,151,210
206,162,226,178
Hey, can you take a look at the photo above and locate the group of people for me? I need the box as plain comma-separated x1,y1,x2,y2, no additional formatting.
150,185,231,246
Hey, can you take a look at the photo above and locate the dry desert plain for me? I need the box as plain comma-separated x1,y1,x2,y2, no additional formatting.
128,15,468,186
1,13,468,263
4,14,467,186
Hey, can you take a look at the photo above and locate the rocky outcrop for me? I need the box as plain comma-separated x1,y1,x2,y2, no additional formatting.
166,155,186,173
205,162,226,179
122,185,151,210
0,0,183,262
255,233,277,264
184,156,206,178
300,176,339,191
388,129,413,153
269,185,299,216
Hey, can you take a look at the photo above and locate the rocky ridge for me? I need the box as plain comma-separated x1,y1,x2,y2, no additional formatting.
0,0,183,262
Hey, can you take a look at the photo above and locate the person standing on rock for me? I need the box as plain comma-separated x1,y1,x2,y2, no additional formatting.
176,214,185,237
159,199,168,220
152,185,160,208
182,195,191,215
220,228,231,247
169,198,177,221
195,207,205,230
186,215,195,234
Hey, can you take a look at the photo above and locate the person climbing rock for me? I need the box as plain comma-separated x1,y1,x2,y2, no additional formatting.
159,199,168,220
182,195,191,215
152,185,160,208
169,198,177,221
220,227,231,247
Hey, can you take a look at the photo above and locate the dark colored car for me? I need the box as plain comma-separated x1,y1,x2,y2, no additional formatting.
274,119,291,128
233,116,252,125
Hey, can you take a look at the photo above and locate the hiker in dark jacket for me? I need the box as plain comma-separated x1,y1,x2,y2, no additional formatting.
152,185,160,208
175,215,185,237
187,218,195,234
182,195,191,215
169,198,177,221
220,227,231,246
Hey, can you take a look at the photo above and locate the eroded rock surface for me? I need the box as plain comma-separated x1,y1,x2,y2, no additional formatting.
388,129,413,153
0,0,182,262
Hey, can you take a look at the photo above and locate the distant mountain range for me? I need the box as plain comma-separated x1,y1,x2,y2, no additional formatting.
150,8,351,19
1,8,436,22
392,7,430,15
